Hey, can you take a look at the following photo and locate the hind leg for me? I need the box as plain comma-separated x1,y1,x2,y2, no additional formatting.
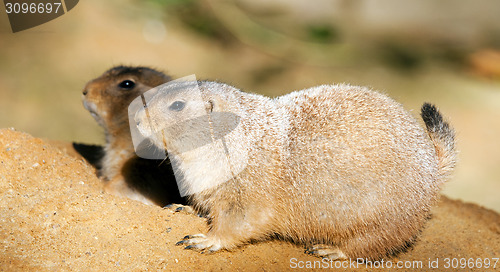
305,244,347,260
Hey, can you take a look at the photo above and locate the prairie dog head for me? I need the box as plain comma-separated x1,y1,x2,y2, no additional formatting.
134,81,251,196
134,81,220,154
82,66,171,131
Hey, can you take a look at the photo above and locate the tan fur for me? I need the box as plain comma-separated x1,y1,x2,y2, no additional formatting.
82,66,184,206
135,81,457,259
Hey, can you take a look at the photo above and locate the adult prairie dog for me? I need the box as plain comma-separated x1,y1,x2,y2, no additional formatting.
135,81,456,260
82,66,184,206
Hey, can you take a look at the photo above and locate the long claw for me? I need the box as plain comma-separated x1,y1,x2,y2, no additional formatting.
176,233,223,253
305,244,347,260
163,204,197,215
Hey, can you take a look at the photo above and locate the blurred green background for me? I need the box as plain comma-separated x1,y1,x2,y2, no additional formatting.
1,0,499,212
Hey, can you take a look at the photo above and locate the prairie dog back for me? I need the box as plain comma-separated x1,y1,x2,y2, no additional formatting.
273,85,445,256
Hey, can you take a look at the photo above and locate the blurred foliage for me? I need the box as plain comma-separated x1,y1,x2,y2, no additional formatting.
375,40,470,72
249,63,287,86
146,0,236,45
305,24,340,44
143,0,479,74
378,41,424,71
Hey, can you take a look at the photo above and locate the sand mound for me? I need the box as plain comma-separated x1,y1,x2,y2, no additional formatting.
0,128,499,271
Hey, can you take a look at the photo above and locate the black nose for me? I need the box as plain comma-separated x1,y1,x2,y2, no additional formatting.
82,89,88,95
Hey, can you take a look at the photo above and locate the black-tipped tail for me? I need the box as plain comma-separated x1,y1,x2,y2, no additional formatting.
421,103,457,183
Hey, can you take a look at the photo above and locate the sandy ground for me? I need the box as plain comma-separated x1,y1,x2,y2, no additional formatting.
0,128,499,271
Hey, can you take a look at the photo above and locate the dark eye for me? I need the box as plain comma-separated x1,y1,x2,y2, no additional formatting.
118,80,135,90
169,101,185,111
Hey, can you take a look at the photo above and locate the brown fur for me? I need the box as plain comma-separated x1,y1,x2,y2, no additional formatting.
135,81,457,259
82,66,184,206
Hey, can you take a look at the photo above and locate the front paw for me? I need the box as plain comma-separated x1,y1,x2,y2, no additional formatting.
176,234,222,253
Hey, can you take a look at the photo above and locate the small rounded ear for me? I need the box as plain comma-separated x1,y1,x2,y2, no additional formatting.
206,100,214,113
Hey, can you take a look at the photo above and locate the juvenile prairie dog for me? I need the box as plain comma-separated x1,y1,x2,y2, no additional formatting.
82,66,184,206
135,81,456,260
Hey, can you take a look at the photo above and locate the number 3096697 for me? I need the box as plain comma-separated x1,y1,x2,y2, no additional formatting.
5,2,62,14
443,258,499,269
